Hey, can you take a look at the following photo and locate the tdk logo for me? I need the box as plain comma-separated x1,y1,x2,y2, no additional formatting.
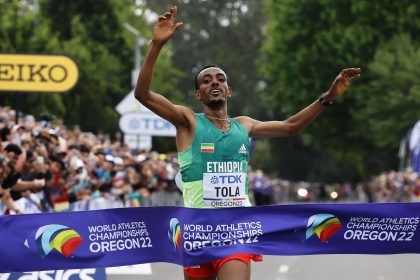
210,176,219,184
215,175,242,184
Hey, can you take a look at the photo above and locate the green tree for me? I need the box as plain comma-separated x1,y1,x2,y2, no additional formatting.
355,34,420,157
39,0,137,133
261,0,420,181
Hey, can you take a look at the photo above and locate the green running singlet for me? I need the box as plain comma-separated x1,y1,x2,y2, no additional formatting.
178,113,251,208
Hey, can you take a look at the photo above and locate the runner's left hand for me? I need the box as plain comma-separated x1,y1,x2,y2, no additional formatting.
324,68,361,100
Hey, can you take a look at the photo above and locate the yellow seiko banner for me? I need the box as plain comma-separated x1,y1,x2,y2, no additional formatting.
0,54,79,93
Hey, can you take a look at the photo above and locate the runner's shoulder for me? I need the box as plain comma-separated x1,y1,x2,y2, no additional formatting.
235,116,259,133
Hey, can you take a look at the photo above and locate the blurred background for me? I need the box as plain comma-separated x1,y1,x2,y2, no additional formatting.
0,0,419,279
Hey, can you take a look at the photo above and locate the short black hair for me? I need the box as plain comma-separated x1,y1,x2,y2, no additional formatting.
194,64,226,90
4,144,22,155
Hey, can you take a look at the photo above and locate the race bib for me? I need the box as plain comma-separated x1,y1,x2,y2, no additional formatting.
203,172,247,207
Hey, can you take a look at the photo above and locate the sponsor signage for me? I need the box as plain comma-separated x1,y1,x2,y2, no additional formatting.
0,54,79,92
115,90,151,115
3,268,106,280
1,203,420,273
1,266,152,279
119,112,176,137
124,134,152,150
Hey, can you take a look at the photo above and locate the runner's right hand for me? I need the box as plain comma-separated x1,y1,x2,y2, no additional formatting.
152,6,183,46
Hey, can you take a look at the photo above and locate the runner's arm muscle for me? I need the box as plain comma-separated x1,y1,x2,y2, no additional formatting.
134,6,192,128
237,99,326,137
237,68,361,138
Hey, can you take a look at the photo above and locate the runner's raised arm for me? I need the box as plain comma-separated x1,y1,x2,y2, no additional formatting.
237,68,361,137
134,6,192,128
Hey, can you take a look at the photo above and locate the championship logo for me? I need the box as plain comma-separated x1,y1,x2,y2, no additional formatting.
168,218,182,250
25,224,83,258
305,214,341,242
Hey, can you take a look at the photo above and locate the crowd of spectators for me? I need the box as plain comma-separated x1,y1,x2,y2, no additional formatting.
356,169,420,203
0,106,419,215
0,106,182,215
248,168,420,206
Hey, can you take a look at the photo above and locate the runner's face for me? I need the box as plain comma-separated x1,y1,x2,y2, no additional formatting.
196,68,231,109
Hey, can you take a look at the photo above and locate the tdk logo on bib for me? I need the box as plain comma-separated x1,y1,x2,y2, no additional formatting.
210,175,242,184
203,172,247,207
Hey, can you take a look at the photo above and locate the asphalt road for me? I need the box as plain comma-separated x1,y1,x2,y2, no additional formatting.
108,254,420,280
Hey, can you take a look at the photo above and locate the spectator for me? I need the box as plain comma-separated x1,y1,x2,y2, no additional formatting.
250,170,273,206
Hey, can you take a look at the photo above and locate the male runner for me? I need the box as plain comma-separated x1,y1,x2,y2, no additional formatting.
135,6,361,280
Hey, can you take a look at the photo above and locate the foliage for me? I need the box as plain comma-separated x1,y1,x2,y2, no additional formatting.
261,0,420,180
355,34,420,154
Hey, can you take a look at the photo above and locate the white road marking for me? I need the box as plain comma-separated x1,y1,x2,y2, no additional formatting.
278,264,289,273
106,264,152,275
